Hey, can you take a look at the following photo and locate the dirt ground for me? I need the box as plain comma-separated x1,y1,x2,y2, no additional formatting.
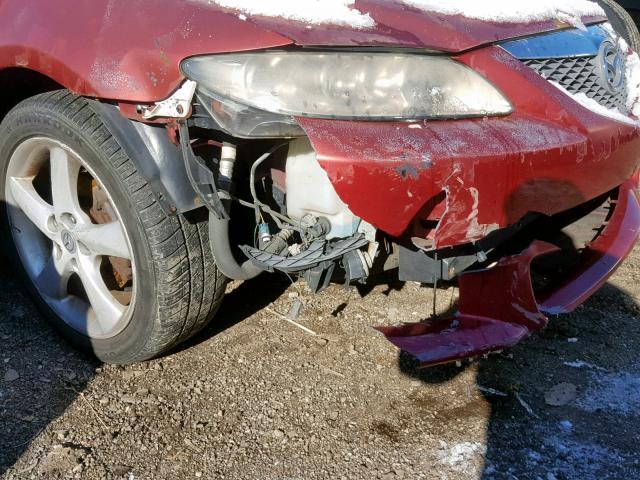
1,243,639,480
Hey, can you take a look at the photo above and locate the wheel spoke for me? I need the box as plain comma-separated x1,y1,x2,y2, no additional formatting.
50,146,88,222
76,256,126,332
34,250,73,299
75,221,131,259
7,137,136,340
8,177,55,238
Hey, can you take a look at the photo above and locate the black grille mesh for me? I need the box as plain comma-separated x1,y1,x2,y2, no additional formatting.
522,56,627,111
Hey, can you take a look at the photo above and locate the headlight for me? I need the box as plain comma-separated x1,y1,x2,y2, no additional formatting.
181,52,512,121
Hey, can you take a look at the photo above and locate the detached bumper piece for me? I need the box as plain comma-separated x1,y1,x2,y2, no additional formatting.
377,241,556,366
378,179,640,368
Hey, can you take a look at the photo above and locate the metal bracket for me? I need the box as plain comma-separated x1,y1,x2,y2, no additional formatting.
141,80,197,119
398,245,480,283
178,122,229,220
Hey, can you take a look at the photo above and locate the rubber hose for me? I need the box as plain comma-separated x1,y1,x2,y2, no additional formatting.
208,214,294,280
208,213,264,281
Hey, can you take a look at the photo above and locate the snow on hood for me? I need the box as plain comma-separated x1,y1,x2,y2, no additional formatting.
206,0,375,28
205,0,604,29
400,0,605,29
195,0,608,51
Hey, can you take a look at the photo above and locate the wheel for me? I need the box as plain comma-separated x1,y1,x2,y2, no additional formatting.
598,0,640,52
0,91,226,363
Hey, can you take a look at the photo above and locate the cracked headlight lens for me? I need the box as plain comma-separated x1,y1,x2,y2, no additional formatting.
181,51,512,121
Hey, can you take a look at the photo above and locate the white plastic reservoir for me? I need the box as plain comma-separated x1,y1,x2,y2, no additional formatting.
285,137,361,239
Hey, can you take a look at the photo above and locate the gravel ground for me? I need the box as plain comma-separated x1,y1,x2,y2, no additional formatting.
1,244,639,480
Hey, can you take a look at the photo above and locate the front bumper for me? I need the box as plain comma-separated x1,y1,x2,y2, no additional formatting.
296,44,640,366
377,177,639,367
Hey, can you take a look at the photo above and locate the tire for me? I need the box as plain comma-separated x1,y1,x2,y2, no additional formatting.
598,0,640,52
0,90,226,364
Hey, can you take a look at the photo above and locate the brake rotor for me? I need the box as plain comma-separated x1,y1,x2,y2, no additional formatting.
88,180,133,290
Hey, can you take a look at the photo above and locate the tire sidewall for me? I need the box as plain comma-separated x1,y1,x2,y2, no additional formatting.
0,98,159,363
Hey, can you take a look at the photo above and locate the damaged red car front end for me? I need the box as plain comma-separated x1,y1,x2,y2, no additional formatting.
299,41,640,366
0,0,638,365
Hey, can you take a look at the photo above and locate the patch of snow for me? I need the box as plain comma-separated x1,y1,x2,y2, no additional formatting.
600,23,640,116
528,450,542,462
204,0,375,28
540,435,626,480
567,337,578,343
437,442,486,471
577,369,640,416
477,385,508,397
563,360,608,371
564,360,586,368
559,420,573,431
623,42,640,117
550,82,640,126
400,0,605,29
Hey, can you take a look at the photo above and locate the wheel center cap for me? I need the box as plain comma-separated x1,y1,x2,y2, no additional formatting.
61,230,76,253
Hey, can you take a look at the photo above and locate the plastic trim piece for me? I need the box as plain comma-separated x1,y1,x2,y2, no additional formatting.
88,100,199,214
177,122,228,220
501,24,608,59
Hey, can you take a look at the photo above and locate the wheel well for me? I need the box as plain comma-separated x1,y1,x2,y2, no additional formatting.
0,68,64,120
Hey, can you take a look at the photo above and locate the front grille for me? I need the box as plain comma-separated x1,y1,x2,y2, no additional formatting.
522,56,627,112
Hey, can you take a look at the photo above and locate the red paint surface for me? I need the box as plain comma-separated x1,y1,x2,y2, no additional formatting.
376,318,530,367
0,0,293,102
539,175,640,313
300,46,640,246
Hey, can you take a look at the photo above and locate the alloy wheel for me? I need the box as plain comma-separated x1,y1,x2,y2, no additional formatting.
5,137,136,339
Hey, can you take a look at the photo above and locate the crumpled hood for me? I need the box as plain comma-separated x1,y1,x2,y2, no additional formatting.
214,0,607,52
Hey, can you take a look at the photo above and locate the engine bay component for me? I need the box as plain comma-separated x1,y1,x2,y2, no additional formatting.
195,90,305,139
343,249,370,285
178,122,228,220
240,235,368,274
218,142,237,194
285,138,361,239
398,246,482,283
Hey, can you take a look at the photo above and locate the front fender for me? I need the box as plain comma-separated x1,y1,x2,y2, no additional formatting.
0,0,292,103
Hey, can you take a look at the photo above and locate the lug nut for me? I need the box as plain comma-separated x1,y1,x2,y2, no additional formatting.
47,215,59,232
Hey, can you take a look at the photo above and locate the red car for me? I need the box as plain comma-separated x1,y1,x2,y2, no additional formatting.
0,0,638,366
